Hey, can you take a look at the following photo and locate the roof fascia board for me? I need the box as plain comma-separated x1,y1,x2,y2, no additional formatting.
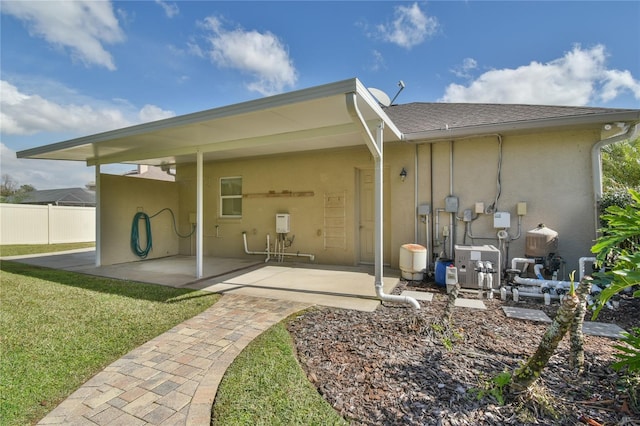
404,110,640,142
87,122,359,166
18,78,362,160
353,79,403,140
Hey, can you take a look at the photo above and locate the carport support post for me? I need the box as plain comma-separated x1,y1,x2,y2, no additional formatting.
95,164,101,267
196,150,203,278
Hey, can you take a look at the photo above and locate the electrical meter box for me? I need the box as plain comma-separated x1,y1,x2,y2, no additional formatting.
275,214,290,233
454,245,501,289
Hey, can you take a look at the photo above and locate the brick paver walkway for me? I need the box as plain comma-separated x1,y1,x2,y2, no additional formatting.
38,294,310,425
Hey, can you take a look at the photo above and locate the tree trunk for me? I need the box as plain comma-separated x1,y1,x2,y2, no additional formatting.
510,289,580,392
443,283,460,324
569,277,592,371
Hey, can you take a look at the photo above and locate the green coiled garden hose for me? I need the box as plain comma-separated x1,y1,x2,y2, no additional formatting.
130,208,195,259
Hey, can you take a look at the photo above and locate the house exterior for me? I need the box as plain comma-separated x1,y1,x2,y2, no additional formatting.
17,78,640,291
7,187,96,207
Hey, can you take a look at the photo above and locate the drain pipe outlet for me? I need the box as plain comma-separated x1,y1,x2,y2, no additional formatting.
346,92,419,310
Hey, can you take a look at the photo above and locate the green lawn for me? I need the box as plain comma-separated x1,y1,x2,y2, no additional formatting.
0,261,220,426
0,242,95,257
213,320,347,425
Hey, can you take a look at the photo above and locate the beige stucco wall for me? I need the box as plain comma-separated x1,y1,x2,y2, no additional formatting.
99,174,180,265
384,128,599,280
98,127,600,281
176,147,383,265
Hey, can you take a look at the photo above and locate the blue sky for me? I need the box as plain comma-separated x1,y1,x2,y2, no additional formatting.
1,1,639,189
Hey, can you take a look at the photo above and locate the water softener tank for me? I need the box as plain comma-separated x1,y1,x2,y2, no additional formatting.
525,224,558,257
399,244,427,281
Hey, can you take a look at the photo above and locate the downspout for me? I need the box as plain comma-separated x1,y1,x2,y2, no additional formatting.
592,123,639,235
414,144,419,243
346,93,420,309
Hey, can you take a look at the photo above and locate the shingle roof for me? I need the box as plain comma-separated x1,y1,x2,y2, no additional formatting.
385,103,639,135
15,188,95,206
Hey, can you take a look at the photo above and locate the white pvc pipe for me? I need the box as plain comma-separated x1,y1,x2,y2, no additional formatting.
579,257,597,281
242,232,315,262
485,261,493,299
534,264,544,279
511,257,535,270
514,276,572,290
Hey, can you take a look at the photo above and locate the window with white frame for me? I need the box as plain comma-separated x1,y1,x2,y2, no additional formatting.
220,177,242,217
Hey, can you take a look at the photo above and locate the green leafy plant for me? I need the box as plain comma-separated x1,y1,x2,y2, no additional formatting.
612,328,640,373
591,188,640,373
568,270,576,296
473,372,512,405
591,189,640,316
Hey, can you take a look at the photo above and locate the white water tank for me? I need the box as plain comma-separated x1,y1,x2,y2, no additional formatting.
399,244,427,281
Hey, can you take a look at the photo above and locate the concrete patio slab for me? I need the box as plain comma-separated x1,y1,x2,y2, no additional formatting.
455,298,486,309
400,290,434,301
582,322,627,338
195,264,398,312
502,306,552,322
4,250,402,312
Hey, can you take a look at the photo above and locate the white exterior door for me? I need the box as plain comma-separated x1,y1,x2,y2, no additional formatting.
358,168,390,264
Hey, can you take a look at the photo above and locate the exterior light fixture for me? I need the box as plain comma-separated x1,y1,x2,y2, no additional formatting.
400,167,407,182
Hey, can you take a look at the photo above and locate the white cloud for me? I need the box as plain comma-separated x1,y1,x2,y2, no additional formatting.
451,58,478,79
369,50,386,72
138,104,176,122
441,44,640,106
377,2,438,49
155,0,179,18
600,69,640,102
0,142,95,190
2,0,124,70
199,16,297,96
0,80,175,136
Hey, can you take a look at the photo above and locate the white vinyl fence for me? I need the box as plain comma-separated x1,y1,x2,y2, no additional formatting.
0,204,95,245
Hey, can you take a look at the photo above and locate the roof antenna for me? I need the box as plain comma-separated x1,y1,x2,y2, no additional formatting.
389,80,405,105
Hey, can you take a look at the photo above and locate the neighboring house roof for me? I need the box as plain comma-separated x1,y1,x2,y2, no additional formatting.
12,188,95,206
386,103,640,140
123,165,175,182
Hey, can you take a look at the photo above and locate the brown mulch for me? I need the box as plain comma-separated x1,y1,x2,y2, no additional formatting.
287,281,640,425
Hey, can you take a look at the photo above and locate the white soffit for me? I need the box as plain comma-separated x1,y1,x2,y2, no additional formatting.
17,78,402,166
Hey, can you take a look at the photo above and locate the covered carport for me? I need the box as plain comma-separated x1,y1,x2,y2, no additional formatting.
17,78,419,308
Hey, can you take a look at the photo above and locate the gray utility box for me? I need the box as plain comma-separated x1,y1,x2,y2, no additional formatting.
454,245,501,289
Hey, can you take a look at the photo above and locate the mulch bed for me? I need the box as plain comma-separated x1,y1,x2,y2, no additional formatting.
288,280,640,425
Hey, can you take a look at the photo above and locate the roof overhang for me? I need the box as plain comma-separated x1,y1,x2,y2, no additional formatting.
17,78,402,166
